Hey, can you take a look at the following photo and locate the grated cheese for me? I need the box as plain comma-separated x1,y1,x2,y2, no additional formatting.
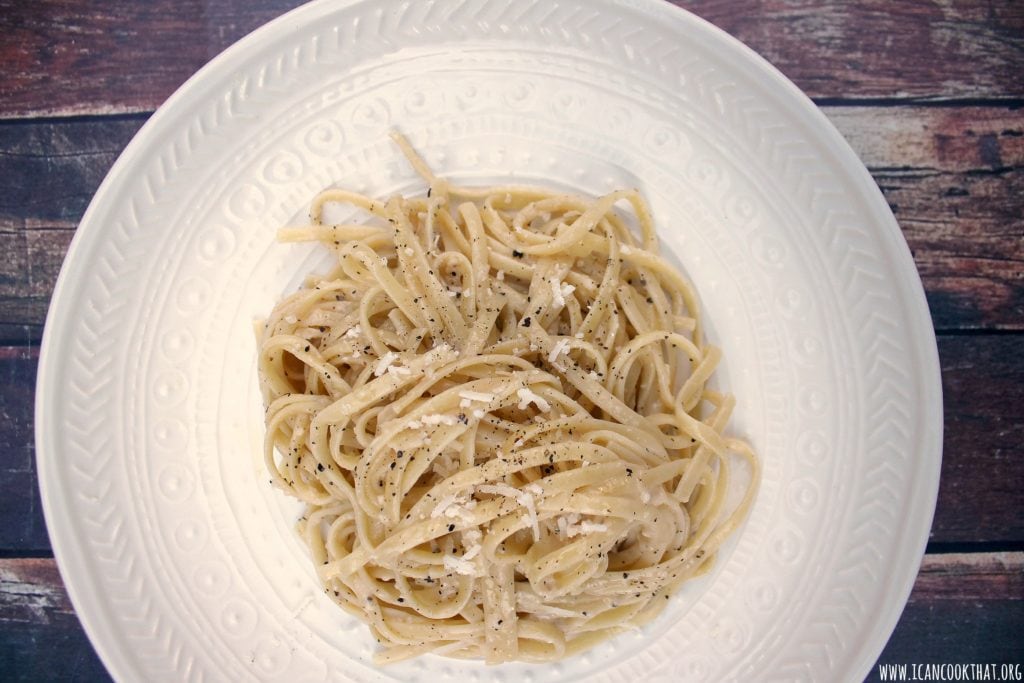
443,555,476,576
478,483,540,542
374,351,398,377
432,491,478,521
422,414,458,426
548,338,570,364
550,278,566,308
560,514,607,538
517,387,551,412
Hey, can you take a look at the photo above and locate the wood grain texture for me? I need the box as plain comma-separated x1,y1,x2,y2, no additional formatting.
0,346,48,553
3,335,1020,553
1,0,1022,119
933,335,1024,544
0,0,304,119
0,107,1020,339
0,559,109,681
689,0,1024,102
827,106,1024,331
0,117,141,341
869,554,1024,678
2,554,1018,681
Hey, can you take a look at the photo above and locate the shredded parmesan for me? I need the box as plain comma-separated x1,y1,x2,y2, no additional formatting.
517,387,551,412
559,514,607,538
433,491,478,524
548,338,570,364
478,483,540,541
432,493,464,519
422,414,458,426
550,278,566,308
374,351,398,376
443,554,476,576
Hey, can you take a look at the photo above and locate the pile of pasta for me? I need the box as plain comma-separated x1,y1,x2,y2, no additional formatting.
258,135,759,664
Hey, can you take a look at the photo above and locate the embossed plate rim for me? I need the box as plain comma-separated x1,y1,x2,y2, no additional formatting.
37,0,942,681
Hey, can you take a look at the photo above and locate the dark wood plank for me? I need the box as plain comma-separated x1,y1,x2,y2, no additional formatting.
829,107,1024,331
1,0,1021,119
0,107,1020,337
0,558,110,681
0,346,48,553
689,0,1024,102
869,553,1024,679
0,0,304,119
2,554,1018,680
933,336,1024,544
2,335,1021,553
0,117,142,341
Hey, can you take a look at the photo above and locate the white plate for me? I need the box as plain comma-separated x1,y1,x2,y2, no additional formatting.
36,1,943,680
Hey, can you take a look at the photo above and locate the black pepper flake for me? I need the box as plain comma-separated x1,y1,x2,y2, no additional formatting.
522,317,532,328
397,597,405,603
448,524,455,532
512,250,524,258
317,463,325,472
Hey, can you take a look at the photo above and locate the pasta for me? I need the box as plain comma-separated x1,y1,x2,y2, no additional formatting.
257,134,759,664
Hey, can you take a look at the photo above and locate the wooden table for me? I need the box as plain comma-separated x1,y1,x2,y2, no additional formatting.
1,1,1021,680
